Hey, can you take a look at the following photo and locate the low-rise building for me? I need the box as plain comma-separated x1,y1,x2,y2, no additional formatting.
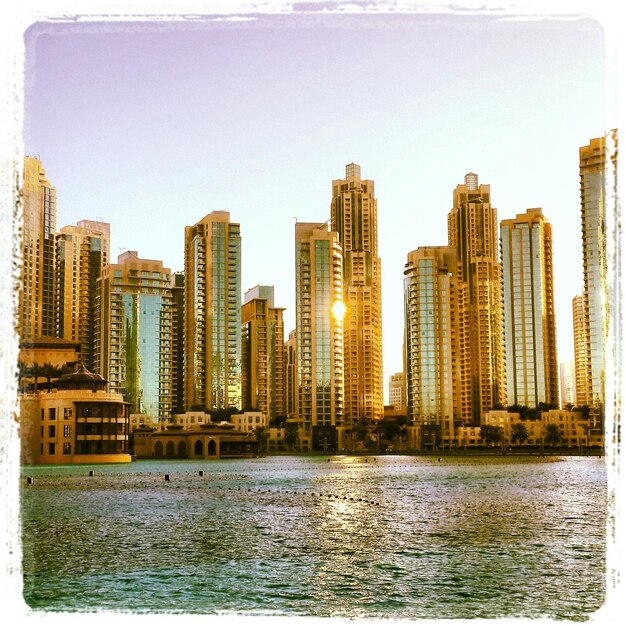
132,422,258,459
19,364,131,464
230,411,267,433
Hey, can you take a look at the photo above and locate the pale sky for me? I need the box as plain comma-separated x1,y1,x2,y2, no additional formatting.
18,3,612,401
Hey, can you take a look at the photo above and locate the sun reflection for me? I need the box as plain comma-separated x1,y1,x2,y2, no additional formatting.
331,299,346,320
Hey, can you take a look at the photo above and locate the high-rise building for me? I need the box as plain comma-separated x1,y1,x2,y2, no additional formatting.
330,163,383,423
559,361,575,409
295,222,344,450
241,285,285,421
184,211,241,411
95,251,173,422
447,172,505,422
572,293,589,407
388,372,406,412
55,219,110,370
578,136,614,409
404,246,457,445
501,208,558,408
170,272,185,415
284,329,298,419
20,157,57,342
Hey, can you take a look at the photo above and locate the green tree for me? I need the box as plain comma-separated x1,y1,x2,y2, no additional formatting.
40,362,63,389
284,422,298,451
480,425,504,447
350,418,369,448
544,423,562,447
510,422,529,447
254,425,269,453
17,361,31,392
30,363,45,393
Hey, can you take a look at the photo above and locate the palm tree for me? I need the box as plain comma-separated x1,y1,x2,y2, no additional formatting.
30,363,46,393
17,360,32,393
510,422,529,448
254,425,269,454
40,362,63,391
284,423,298,451
480,425,504,447
544,423,562,448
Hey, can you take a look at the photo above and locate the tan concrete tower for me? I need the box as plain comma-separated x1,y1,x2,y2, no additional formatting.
56,220,110,370
330,163,383,423
241,285,285,420
295,222,344,450
578,136,614,410
20,157,57,342
448,172,505,422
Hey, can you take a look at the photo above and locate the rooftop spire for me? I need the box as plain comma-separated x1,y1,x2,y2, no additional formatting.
345,163,361,179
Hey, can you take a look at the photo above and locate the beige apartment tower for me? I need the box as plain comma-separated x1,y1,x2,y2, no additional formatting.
295,222,344,450
20,157,57,342
388,372,406,412
241,285,285,420
572,293,589,407
501,208,558,408
184,211,242,412
330,163,383,423
448,172,506,422
95,251,173,423
577,135,615,410
404,246,458,445
56,220,110,371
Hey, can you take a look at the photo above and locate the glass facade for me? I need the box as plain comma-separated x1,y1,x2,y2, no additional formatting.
184,212,241,411
404,247,454,441
501,210,557,408
295,223,343,430
97,252,172,421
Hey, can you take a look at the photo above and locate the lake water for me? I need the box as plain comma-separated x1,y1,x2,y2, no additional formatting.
20,455,606,620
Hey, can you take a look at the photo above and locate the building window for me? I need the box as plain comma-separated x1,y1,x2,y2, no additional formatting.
64,407,72,419
63,442,71,455
48,443,56,455
63,425,72,438
48,425,56,438
48,408,56,420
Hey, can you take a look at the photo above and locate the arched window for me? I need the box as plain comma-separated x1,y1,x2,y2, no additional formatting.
166,440,175,457
208,439,217,456
194,440,203,456
177,440,187,458
154,441,164,457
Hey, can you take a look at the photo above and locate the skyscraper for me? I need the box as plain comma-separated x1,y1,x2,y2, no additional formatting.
501,208,558,408
241,285,285,421
447,172,505,422
559,361,575,409
578,136,613,409
20,157,57,342
404,246,457,445
170,272,185,415
95,251,173,422
56,219,110,370
184,211,241,411
388,372,406,412
295,222,344,450
330,163,383,423
284,329,298,419
572,294,589,407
